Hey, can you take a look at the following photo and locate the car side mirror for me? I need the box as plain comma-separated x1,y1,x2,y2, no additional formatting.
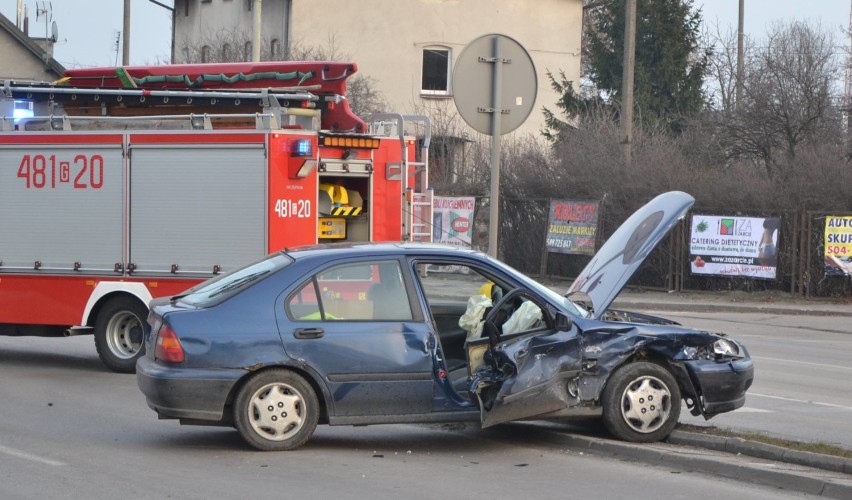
554,312,573,331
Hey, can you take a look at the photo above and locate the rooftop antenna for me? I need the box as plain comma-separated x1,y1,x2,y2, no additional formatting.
35,1,53,40
114,30,122,66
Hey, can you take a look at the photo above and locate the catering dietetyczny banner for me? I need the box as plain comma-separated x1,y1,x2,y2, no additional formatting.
689,214,780,279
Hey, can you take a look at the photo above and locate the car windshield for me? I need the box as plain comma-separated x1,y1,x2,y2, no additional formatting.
177,253,293,307
483,255,589,318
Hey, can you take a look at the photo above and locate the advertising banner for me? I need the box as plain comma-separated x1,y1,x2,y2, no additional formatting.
545,199,599,255
824,215,852,277
689,214,780,280
432,196,475,247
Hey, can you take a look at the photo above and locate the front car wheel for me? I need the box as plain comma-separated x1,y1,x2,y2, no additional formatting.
601,361,681,442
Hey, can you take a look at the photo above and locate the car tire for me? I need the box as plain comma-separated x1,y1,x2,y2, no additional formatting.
94,296,148,373
601,361,681,443
234,369,319,451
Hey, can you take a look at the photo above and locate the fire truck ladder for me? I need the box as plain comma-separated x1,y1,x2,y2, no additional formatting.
367,114,433,243
0,82,321,131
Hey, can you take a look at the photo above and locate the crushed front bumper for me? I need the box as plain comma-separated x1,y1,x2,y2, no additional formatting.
682,355,755,418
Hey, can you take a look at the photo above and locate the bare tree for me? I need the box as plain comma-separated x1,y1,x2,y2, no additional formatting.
704,22,749,114
718,21,843,178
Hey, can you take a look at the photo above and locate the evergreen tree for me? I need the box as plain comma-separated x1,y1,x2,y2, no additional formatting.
545,0,709,139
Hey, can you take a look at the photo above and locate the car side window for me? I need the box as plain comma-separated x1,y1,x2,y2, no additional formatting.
286,260,413,321
415,262,505,341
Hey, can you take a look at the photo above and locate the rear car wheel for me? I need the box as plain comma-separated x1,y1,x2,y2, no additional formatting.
94,296,148,373
601,362,681,442
234,369,319,451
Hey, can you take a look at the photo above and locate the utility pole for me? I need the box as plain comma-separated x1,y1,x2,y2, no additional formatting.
123,0,131,65
252,0,263,62
621,0,636,165
736,0,744,109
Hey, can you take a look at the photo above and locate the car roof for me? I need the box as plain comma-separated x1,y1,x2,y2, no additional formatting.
282,242,485,261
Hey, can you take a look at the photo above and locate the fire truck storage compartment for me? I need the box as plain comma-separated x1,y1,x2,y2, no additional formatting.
318,174,370,242
0,141,124,274
128,139,266,276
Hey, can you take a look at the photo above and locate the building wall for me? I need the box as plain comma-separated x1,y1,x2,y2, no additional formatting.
172,0,291,62
290,0,583,137
170,0,583,137
0,29,60,81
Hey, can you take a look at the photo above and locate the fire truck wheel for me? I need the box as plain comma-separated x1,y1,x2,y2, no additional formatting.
94,296,149,373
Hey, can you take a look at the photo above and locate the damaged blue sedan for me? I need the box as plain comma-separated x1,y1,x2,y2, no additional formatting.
137,191,753,451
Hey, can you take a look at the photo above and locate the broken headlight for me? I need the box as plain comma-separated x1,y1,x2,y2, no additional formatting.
684,338,743,360
712,338,740,358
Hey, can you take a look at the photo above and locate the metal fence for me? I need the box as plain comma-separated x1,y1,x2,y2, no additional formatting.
479,198,852,298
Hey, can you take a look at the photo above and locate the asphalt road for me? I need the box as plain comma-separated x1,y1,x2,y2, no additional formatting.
0,334,817,499
662,310,852,449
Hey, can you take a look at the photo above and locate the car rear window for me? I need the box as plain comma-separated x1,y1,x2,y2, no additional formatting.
178,253,293,307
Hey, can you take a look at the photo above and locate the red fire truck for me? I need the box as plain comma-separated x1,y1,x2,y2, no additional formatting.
0,61,432,372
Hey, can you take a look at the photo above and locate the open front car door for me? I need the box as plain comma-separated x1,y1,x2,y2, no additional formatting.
467,289,581,428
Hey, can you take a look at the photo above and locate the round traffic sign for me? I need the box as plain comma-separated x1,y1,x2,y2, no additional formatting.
452,34,537,135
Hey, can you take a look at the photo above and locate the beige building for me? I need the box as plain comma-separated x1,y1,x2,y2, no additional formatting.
170,0,583,137
172,0,291,63
290,0,583,138
0,13,64,82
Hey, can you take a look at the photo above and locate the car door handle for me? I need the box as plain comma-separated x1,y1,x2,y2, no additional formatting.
293,327,325,339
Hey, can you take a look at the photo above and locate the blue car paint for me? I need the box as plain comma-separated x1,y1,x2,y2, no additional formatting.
137,195,754,442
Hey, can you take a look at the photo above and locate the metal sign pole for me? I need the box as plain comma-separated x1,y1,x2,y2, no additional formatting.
452,34,537,258
488,36,503,258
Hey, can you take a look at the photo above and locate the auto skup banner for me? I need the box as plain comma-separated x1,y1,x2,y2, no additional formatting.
689,214,780,280
824,215,852,277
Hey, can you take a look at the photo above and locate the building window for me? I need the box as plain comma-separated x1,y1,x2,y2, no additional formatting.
222,43,232,61
244,41,252,60
271,39,280,60
422,47,451,96
201,45,211,63
181,47,190,64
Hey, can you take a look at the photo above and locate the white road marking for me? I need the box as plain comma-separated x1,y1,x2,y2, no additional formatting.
0,443,65,466
752,356,852,372
750,393,852,411
732,407,772,413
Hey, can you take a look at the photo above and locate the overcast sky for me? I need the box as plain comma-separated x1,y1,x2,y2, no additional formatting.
0,0,849,69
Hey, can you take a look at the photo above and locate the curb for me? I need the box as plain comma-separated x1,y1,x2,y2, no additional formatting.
668,430,852,475
528,428,852,499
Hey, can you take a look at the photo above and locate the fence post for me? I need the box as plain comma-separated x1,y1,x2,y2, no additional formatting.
538,198,551,278
798,208,809,297
789,210,798,295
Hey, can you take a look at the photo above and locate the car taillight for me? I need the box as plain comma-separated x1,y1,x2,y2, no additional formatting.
155,324,185,363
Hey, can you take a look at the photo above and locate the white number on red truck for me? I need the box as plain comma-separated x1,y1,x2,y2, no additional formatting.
274,198,311,218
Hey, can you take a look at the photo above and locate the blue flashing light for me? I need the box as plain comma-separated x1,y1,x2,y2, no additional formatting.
12,100,34,123
13,108,34,120
292,138,313,157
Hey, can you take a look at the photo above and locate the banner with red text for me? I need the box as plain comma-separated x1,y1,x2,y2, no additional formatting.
545,199,600,255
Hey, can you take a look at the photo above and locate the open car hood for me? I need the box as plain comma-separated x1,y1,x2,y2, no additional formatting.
566,191,695,319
